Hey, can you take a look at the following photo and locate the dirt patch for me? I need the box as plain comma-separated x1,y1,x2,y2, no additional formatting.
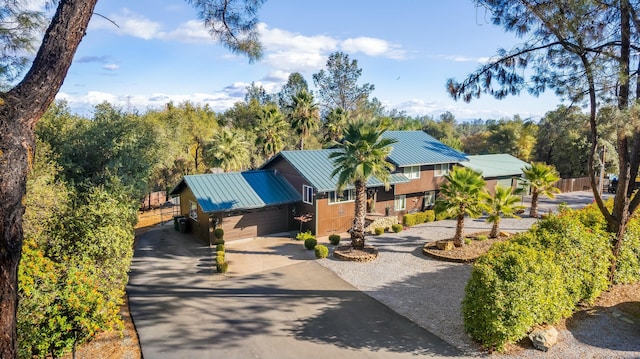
422,231,509,263
333,245,379,262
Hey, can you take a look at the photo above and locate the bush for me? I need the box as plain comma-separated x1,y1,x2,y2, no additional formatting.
403,213,417,226
423,210,435,222
374,227,384,235
415,211,427,224
304,237,318,250
464,238,471,245
463,242,573,351
391,224,403,233
216,261,229,273
329,234,341,245
314,245,329,258
435,207,451,221
216,243,225,252
296,230,314,241
615,218,640,284
476,235,488,241
214,228,224,240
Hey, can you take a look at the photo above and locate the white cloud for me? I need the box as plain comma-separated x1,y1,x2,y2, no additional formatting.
90,9,162,40
103,63,119,71
159,20,214,43
341,37,406,60
433,54,490,63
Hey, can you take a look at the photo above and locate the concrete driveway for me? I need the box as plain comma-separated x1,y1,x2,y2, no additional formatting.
127,225,466,359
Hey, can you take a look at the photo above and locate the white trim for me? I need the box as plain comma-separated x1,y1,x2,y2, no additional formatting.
303,185,314,205
394,195,406,211
403,165,421,180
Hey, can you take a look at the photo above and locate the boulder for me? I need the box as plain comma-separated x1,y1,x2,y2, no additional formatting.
529,326,559,352
436,240,454,251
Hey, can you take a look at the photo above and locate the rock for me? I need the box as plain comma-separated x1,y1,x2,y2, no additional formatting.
436,240,454,250
529,326,559,352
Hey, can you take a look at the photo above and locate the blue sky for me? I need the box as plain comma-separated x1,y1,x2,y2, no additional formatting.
54,0,563,121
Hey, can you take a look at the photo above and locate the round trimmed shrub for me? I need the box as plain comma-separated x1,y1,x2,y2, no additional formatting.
304,237,318,250
423,210,435,222
296,230,314,241
216,243,225,252
216,261,229,273
329,234,341,245
216,254,224,263
391,224,403,233
403,213,417,226
214,228,224,240
314,244,329,258
463,242,573,351
374,227,384,235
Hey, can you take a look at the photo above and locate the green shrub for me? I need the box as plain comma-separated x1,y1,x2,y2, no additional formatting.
464,238,472,245
374,227,384,235
435,207,451,221
329,234,341,245
423,210,435,222
216,251,225,263
314,244,329,258
216,261,229,273
415,211,427,224
214,228,224,240
296,230,314,241
304,237,318,250
463,242,573,351
403,213,417,226
391,224,403,233
513,214,611,304
216,243,225,252
615,218,640,284
476,235,488,241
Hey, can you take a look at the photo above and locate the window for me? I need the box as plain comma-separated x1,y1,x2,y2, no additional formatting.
423,191,436,209
435,163,449,177
394,195,406,211
303,185,314,204
189,200,198,220
403,165,421,180
328,189,355,204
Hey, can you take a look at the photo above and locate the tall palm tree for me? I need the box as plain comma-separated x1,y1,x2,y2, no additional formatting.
323,107,348,142
435,167,488,247
205,128,250,172
328,122,397,248
287,89,320,150
522,162,561,217
485,185,524,238
255,105,288,159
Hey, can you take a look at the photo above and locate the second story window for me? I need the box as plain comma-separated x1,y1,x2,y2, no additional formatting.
435,163,449,177
303,185,314,204
403,165,421,180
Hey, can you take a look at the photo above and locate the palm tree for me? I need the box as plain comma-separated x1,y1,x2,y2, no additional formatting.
255,105,288,159
522,162,561,217
205,128,250,172
328,122,397,248
323,107,348,142
435,166,488,247
287,89,320,150
485,185,524,238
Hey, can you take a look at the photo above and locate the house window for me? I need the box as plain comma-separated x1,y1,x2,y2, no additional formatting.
403,165,421,180
328,189,356,204
435,163,449,177
394,195,406,211
303,185,314,205
423,191,436,209
189,201,198,220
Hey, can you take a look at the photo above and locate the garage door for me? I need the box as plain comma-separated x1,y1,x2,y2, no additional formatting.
221,206,290,241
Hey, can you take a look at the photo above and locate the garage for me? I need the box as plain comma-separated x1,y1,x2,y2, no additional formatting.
214,206,291,241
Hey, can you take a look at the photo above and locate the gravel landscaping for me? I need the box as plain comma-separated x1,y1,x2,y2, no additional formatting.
317,192,640,358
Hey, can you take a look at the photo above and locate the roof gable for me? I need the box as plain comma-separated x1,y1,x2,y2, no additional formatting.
171,170,300,213
381,131,468,167
267,149,409,192
461,154,530,178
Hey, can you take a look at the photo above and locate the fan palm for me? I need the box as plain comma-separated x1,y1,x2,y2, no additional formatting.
522,162,560,217
435,167,488,247
328,121,397,248
255,106,288,159
485,185,524,238
287,89,320,150
205,128,250,172
323,107,349,142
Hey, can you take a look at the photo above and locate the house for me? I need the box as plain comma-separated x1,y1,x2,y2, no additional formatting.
459,154,530,195
170,170,300,243
171,130,468,242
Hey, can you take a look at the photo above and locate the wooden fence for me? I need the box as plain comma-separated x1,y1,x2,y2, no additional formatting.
140,191,167,210
553,177,592,193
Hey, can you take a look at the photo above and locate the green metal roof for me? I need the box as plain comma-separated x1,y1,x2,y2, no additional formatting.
461,154,529,178
381,131,468,167
170,170,300,213
272,149,409,192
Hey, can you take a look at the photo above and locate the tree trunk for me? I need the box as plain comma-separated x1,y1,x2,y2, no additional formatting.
0,1,97,356
490,220,500,239
529,189,539,218
453,213,465,247
350,180,366,248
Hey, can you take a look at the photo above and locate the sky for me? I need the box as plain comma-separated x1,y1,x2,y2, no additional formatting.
53,0,565,121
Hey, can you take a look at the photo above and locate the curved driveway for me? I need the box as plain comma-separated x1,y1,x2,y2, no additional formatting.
127,225,466,359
